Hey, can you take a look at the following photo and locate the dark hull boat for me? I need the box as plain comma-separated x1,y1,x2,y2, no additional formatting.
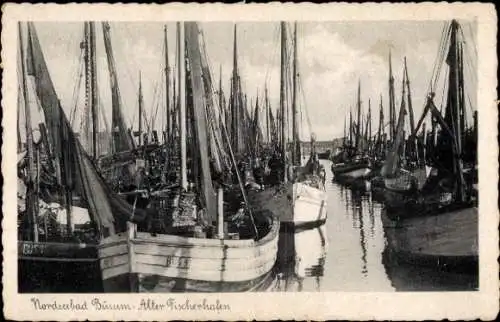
17,22,109,292
381,20,478,291
18,242,102,293
331,158,372,184
317,149,331,160
381,206,478,278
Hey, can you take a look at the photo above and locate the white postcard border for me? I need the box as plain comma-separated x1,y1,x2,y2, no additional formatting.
2,3,498,320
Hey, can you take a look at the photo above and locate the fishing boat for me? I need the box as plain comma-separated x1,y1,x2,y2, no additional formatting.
331,81,372,184
381,206,478,277
378,57,431,197
381,20,478,288
383,20,477,220
16,22,136,292
98,22,279,293
247,22,327,228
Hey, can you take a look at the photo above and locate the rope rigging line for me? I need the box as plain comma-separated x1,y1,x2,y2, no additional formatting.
429,21,449,92
298,73,313,140
193,26,259,239
438,68,449,113
263,24,280,94
465,22,478,58
432,22,452,93
108,22,144,128
69,49,85,128
147,77,161,133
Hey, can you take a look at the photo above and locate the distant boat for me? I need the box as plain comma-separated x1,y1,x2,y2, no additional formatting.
331,82,372,184
317,149,331,160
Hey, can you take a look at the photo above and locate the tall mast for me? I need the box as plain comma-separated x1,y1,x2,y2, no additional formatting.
404,57,418,162
388,50,396,141
265,85,270,143
164,25,171,145
355,80,361,150
138,71,143,146
219,64,223,125
367,99,372,154
177,22,187,190
292,22,299,166
19,22,38,242
378,95,384,154
343,115,347,147
83,23,91,153
458,36,466,147
230,24,240,154
89,22,98,159
172,72,177,142
280,21,288,182
17,89,22,152
447,20,465,201
349,109,353,147
404,57,415,136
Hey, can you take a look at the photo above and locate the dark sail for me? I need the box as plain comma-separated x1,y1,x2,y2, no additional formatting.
185,22,217,222
102,22,135,154
25,22,146,237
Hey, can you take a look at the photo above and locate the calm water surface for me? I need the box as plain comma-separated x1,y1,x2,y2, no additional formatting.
271,160,478,292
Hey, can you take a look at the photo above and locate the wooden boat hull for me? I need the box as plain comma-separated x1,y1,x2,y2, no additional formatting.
18,241,101,292
291,182,328,227
99,218,280,293
332,162,372,183
382,188,472,221
247,182,327,228
381,207,478,275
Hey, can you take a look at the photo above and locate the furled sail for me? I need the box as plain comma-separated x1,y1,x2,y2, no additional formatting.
102,22,135,154
25,22,146,237
381,72,407,178
185,22,217,222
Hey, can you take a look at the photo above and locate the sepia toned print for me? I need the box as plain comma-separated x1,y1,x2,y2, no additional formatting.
2,3,498,321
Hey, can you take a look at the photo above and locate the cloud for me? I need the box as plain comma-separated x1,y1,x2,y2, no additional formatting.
30,20,476,143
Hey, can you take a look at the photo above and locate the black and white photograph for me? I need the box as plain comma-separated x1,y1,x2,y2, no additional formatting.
3,3,498,321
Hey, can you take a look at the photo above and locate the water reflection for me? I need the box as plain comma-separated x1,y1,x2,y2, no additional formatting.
351,189,368,276
273,160,394,292
274,223,328,292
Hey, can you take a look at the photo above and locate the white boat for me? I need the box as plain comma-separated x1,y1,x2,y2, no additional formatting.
294,223,327,279
342,167,372,180
291,181,327,226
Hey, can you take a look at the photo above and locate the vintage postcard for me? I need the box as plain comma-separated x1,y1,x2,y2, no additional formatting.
2,2,499,321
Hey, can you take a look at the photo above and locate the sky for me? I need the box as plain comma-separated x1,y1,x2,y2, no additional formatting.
26,20,478,141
